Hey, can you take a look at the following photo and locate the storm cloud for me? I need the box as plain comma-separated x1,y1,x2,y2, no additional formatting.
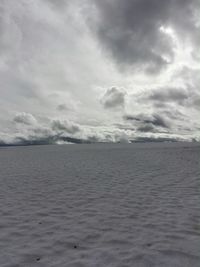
137,86,200,110
124,113,170,129
88,0,200,72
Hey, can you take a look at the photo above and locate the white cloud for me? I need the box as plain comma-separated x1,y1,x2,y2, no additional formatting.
13,112,37,126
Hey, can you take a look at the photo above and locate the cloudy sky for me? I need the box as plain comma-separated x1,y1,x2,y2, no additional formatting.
0,0,199,145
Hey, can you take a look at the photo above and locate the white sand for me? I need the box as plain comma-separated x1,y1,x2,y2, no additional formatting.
0,143,200,266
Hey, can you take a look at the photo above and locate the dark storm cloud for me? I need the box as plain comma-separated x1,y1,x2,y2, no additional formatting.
101,87,126,109
192,97,200,110
149,115,169,128
138,86,200,109
137,125,155,133
88,0,199,72
124,113,170,129
137,124,171,133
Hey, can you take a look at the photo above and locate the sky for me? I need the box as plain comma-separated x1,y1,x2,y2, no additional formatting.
0,0,199,145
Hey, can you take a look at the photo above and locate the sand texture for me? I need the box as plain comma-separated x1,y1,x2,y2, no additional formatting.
0,143,200,266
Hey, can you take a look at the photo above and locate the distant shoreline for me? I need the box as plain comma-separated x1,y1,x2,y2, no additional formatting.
0,140,199,148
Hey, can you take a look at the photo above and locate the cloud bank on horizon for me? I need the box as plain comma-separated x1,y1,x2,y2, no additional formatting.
0,0,199,145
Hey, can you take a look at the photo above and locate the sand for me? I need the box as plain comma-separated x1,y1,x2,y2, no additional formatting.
0,143,200,266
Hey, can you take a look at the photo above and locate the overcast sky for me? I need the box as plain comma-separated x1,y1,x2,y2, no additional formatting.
0,0,199,145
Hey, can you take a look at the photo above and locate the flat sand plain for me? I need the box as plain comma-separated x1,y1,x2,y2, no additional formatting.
0,143,199,266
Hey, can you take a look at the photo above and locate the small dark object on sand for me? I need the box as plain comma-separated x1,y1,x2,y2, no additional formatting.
74,245,77,249
36,258,40,261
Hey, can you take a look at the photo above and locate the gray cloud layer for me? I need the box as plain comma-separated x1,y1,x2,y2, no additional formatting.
124,113,171,134
137,85,200,110
88,0,200,72
0,1,199,144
